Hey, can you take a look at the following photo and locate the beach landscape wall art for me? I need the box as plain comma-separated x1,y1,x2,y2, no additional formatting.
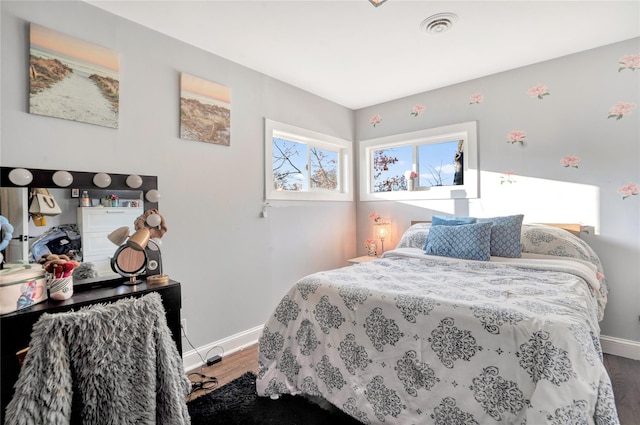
29,23,120,129
180,72,231,146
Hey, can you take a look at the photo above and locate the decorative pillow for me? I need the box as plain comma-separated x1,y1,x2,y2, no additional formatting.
520,224,601,268
476,214,524,258
432,215,477,226
396,223,431,249
423,222,492,261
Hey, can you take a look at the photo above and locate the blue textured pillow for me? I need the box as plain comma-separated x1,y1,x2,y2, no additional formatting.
423,222,492,261
476,214,524,258
432,215,477,226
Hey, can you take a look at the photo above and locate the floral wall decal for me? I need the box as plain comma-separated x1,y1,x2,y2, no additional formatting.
500,170,516,184
527,83,550,100
410,104,425,117
561,155,581,168
618,182,639,199
608,101,637,120
469,93,484,105
618,54,640,72
370,114,382,127
507,130,526,145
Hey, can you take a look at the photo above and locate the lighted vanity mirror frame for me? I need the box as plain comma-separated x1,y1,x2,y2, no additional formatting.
0,167,159,286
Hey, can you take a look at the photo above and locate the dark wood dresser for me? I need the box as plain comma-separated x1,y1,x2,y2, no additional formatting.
0,279,182,418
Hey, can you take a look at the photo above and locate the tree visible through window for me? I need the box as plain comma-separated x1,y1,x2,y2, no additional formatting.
265,119,352,202
359,121,478,201
272,138,339,191
372,140,460,192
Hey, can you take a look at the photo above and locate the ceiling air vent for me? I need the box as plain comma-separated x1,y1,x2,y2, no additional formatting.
420,13,458,35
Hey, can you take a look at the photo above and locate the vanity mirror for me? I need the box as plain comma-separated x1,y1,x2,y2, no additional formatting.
0,167,158,285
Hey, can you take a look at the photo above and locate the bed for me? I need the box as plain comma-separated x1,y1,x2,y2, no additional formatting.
256,218,619,424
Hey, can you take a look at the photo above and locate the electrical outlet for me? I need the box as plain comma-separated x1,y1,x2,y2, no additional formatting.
181,319,187,336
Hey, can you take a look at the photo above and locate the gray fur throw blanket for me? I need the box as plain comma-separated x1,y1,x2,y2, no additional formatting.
4,292,191,424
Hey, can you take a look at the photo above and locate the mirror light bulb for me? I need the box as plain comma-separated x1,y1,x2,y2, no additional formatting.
126,174,143,188
93,172,112,188
146,213,162,228
145,189,161,203
52,170,73,187
8,168,33,186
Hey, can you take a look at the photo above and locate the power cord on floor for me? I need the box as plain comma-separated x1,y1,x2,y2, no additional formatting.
181,324,222,399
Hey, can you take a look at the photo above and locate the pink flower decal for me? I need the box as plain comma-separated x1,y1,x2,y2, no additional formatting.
410,104,425,117
618,182,639,199
618,54,640,72
469,93,484,105
608,101,637,120
500,170,516,184
561,155,581,168
527,84,550,100
507,130,526,145
369,211,382,222
370,114,382,127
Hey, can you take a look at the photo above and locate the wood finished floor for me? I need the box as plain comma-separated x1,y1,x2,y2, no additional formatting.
188,344,640,425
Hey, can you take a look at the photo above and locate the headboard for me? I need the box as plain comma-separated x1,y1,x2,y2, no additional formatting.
409,221,583,237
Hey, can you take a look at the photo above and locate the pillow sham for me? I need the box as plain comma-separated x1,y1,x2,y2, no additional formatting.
520,224,601,268
432,215,477,226
476,214,524,258
396,223,431,249
423,222,492,261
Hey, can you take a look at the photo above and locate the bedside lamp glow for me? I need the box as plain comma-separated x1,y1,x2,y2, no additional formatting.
373,219,391,255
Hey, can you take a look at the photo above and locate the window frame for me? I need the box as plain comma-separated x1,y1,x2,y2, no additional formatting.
265,119,353,202
358,121,479,201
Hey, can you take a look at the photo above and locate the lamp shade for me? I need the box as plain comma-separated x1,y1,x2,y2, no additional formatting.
373,220,391,240
127,228,150,251
107,226,130,246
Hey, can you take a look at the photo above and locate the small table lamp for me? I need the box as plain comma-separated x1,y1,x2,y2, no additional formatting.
373,219,391,256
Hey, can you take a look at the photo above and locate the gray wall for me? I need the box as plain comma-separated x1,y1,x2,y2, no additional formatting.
2,0,637,349
355,38,640,344
1,1,356,348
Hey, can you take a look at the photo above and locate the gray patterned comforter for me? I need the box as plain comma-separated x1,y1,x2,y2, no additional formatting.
256,249,619,424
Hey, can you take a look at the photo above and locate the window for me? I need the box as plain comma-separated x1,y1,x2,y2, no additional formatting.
265,119,353,201
359,121,478,201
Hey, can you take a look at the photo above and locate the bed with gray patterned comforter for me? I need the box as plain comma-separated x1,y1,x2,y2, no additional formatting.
256,224,619,424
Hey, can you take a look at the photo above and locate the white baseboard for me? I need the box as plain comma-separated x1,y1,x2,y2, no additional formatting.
600,334,640,361
182,324,264,372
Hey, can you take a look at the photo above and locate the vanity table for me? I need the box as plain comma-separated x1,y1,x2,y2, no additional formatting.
0,278,182,417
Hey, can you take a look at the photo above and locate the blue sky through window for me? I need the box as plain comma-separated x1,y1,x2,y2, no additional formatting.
373,140,459,191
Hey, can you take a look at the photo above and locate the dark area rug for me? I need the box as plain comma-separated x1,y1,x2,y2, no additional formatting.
187,372,363,425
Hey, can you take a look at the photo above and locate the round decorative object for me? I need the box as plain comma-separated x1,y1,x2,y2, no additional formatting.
146,213,162,228
126,174,143,189
8,168,33,186
111,245,147,285
52,170,73,187
419,13,458,35
145,189,161,203
93,172,112,188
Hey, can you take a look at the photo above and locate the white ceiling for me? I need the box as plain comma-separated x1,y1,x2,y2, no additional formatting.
86,0,640,110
